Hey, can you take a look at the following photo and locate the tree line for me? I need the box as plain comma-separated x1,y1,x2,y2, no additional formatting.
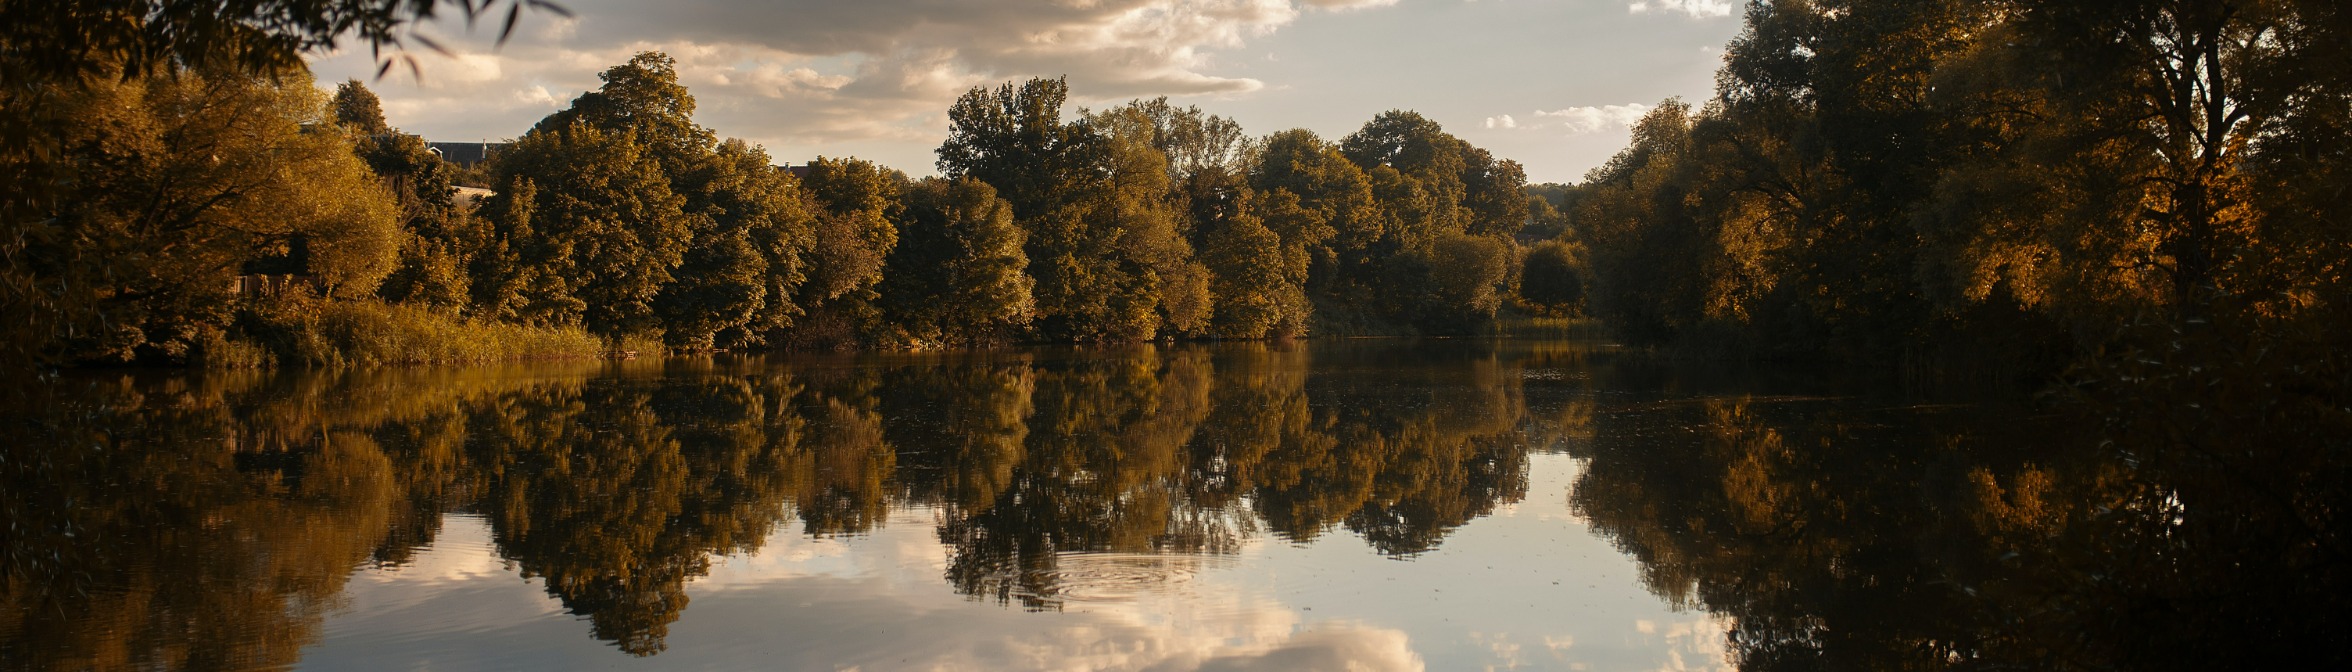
5,40,1564,367
1555,0,2347,370
430,53,1548,349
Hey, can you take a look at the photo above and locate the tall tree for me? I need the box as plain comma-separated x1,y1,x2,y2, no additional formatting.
939,78,1186,342
532,52,715,179
659,140,814,349
794,156,904,347
882,178,1035,346
478,121,690,337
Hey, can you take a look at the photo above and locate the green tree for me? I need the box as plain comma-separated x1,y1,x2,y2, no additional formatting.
1201,188,1315,338
1251,129,1380,312
794,156,904,347
329,78,392,136
659,140,814,349
1518,240,1586,315
331,80,482,310
883,177,1035,346
478,121,690,338
1202,192,1291,339
0,67,400,363
938,78,1179,342
0,1,554,88
532,51,715,179
1089,103,1214,338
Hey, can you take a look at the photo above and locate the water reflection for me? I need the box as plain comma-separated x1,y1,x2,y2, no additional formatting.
9,340,2329,670
1570,387,2349,670
1,342,1544,664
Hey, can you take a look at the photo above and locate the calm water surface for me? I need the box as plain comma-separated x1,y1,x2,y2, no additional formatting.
4,339,2080,670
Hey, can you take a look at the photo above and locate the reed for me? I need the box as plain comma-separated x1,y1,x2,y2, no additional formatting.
220,296,604,368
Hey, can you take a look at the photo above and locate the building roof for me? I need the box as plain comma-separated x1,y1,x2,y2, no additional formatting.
426,141,508,167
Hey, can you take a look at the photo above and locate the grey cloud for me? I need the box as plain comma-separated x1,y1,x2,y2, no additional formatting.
317,0,1377,163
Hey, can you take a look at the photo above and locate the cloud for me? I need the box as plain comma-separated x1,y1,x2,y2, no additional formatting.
309,0,1388,164
1627,0,1736,19
1301,0,1400,8
1485,104,1651,136
318,512,1427,672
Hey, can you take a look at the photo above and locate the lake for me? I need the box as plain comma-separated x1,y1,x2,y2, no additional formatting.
1,337,2300,670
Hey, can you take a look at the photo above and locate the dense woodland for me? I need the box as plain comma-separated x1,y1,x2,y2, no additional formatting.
4,1,2351,669
2,45,1549,367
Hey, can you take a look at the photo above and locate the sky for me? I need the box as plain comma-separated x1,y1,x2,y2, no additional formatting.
308,0,1748,185
299,453,1732,671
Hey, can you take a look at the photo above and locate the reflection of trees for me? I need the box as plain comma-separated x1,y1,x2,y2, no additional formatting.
4,341,1553,660
934,347,1216,610
1574,398,2072,669
882,355,1035,514
1574,392,2351,670
783,368,894,536
927,342,1534,608
1251,342,1530,555
2,374,405,671
473,367,802,656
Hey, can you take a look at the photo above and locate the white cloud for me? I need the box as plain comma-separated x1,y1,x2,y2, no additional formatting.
311,0,1391,162
1627,0,1736,19
1484,104,1651,136
1535,104,1653,134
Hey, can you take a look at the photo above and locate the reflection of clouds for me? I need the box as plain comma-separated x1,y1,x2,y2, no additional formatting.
671,570,1421,672
323,512,1424,671
1467,630,1527,670
1643,615,1734,672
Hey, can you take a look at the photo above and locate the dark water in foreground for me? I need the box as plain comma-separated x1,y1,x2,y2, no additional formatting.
5,338,2329,671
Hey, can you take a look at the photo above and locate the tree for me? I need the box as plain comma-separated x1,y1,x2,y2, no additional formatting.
794,156,904,347
0,1,558,89
1518,241,1586,315
533,52,715,179
0,1,557,370
1202,192,1301,339
0,66,399,363
939,78,1182,342
883,178,1034,346
1576,100,1709,343
1090,103,1213,338
659,140,814,349
1252,129,1378,294
1424,233,1512,329
329,79,392,136
478,121,690,337
1099,97,1254,182
1342,110,1473,237
331,80,482,310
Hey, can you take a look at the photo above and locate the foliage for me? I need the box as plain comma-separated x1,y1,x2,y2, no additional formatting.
1,66,400,365
660,139,814,349
477,120,689,337
0,1,558,90
234,294,604,367
1562,5,2352,668
1517,240,1585,315
793,156,905,348
883,177,1035,347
